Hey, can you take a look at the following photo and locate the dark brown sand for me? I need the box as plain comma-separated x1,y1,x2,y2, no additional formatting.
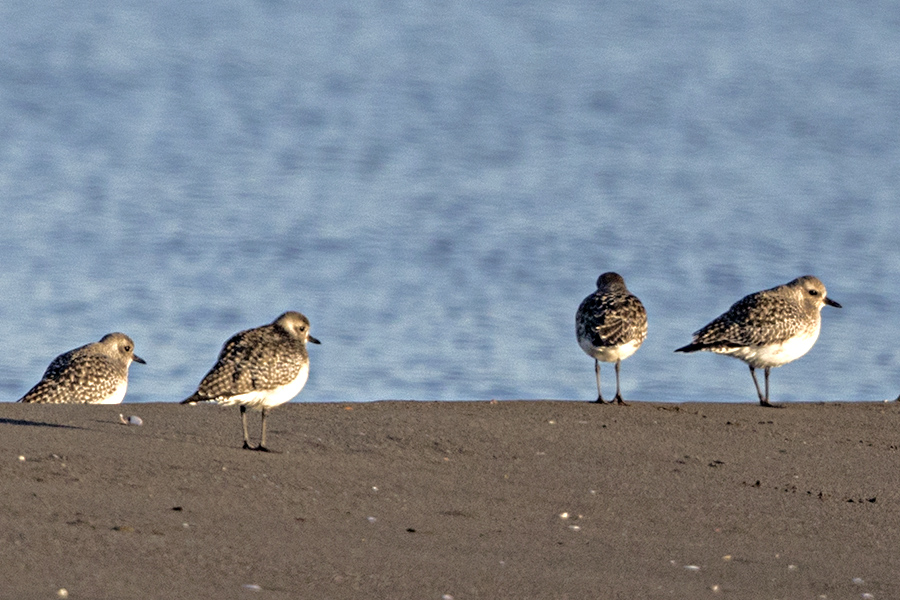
2,400,900,599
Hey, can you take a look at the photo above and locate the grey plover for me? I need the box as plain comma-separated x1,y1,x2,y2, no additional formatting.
576,272,648,404
675,276,841,406
18,333,145,404
181,311,320,451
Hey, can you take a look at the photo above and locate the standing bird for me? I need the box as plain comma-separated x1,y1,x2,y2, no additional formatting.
576,272,648,404
675,276,841,406
181,311,320,451
18,333,145,404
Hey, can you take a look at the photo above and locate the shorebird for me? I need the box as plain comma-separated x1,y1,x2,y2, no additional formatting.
18,333,145,404
181,311,320,451
576,272,648,404
675,275,841,406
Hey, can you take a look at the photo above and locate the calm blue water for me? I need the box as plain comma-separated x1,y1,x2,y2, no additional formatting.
1,1,898,403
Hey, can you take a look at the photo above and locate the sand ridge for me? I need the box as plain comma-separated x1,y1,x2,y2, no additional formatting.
2,400,899,599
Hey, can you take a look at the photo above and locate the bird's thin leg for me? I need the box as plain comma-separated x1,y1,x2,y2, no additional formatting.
613,359,628,405
593,359,606,403
750,366,774,407
749,366,767,406
256,408,271,452
241,405,257,450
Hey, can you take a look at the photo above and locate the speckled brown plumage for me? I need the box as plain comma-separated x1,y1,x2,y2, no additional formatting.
576,272,647,404
18,333,145,404
676,276,841,406
184,316,311,402
182,311,320,451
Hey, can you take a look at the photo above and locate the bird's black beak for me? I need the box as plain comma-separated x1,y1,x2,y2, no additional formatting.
309,335,321,345
133,354,147,364
825,297,842,308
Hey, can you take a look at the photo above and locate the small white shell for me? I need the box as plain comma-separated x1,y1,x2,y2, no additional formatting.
119,414,143,426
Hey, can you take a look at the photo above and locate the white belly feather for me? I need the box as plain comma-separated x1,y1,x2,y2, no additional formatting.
579,338,643,363
97,381,128,404
717,325,821,369
215,363,310,410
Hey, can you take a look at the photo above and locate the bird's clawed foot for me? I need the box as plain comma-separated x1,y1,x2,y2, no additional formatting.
243,441,273,451
243,442,274,452
594,395,628,405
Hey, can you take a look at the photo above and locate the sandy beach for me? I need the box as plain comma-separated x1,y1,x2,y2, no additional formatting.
2,400,899,599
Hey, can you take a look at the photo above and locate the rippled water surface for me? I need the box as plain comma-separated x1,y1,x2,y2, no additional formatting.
1,1,898,403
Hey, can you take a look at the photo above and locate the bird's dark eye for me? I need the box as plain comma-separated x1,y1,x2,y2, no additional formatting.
808,289,818,296
125,345,132,352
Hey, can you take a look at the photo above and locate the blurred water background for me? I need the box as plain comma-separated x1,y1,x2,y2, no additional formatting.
0,0,898,403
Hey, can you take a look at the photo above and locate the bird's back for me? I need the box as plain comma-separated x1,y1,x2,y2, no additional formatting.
577,290,648,349
685,289,812,350
184,325,307,403
19,352,124,404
